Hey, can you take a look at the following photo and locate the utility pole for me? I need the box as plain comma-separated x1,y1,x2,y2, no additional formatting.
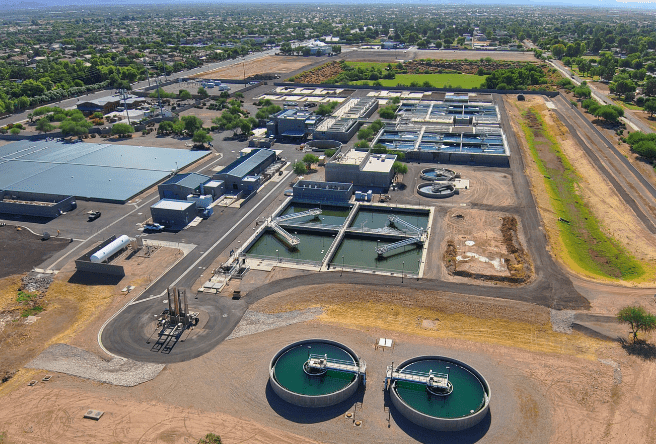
156,78,164,116
119,89,132,125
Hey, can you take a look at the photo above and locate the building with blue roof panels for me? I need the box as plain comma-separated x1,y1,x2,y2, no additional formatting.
158,173,211,200
213,148,276,193
0,140,209,203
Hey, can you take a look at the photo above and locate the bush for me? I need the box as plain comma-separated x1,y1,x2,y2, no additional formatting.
9,127,20,135
293,161,307,175
632,140,656,159
111,123,135,136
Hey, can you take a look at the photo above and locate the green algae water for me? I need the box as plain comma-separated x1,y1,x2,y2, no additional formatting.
281,203,351,226
273,342,356,396
246,230,336,262
331,235,422,273
394,359,486,418
351,209,429,231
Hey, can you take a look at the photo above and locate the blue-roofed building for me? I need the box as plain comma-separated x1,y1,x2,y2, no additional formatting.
158,172,211,200
266,109,316,140
0,140,209,203
213,149,277,193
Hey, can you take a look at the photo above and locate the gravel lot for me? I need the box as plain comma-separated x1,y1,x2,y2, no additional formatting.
550,309,575,333
227,307,322,340
27,343,164,387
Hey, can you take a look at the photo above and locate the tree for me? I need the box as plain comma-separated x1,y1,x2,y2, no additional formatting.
302,153,319,166
551,44,566,59
645,78,656,97
192,129,213,145
197,86,209,99
36,117,55,133
392,161,408,175
293,161,307,175
111,123,135,136
238,118,252,136
573,86,591,99
632,140,656,159
59,119,92,137
594,106,619,123
181,116,204,134
644,99,656,117
617,306,656,341
158,120,175,134
178,89,192,100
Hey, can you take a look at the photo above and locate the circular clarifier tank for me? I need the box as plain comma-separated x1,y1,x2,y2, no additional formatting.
389,356,490,431
417,182,456,198
420,167,457,182
269,339,365,408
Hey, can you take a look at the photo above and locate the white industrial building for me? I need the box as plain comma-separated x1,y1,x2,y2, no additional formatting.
325,148,396,190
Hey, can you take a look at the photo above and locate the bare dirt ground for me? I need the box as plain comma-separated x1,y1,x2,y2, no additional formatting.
441,208,531,281
503,95,656,283
1,283,655,444
392,163,517,208
0,246,182,387
0,225,70,278
344,49,538,62
192,56,317,80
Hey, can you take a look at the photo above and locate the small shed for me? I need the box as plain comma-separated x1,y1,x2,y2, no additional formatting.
150,199,197,229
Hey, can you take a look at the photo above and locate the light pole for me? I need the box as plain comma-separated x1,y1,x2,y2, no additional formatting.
341,255,345,276
402,261,404,283
276,249,279,262
417,259,420,279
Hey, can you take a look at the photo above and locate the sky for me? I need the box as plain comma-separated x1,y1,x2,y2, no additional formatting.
5,0,656,10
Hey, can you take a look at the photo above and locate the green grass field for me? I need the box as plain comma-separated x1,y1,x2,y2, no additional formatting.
353,73,487,88
521,108,645,281
341,62,487,88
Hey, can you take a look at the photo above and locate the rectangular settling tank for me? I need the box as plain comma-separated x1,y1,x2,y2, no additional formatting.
246,229,338,263
330,234,422,274
350,208,429,232
281,203,351,227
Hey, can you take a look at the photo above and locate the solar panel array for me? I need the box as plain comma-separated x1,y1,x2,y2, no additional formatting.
0,140,208,202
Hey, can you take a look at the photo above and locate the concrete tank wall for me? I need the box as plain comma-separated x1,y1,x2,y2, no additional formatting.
269,338,362,408
389,355,490,432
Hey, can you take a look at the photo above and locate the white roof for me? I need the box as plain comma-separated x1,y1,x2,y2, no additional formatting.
335,149,367,166
152,199,195,211
362,154,396,173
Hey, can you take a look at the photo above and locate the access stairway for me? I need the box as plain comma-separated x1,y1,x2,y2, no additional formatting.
267,208,322,248
375,215,426,256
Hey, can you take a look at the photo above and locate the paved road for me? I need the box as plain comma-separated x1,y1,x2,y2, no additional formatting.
551,95,656,233
98,93,591,364
547,59,653,134
0,47,281,128
100,168,294,362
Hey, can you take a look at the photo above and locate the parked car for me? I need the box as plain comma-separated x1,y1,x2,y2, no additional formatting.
87,211,101,221
143,223,165,232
